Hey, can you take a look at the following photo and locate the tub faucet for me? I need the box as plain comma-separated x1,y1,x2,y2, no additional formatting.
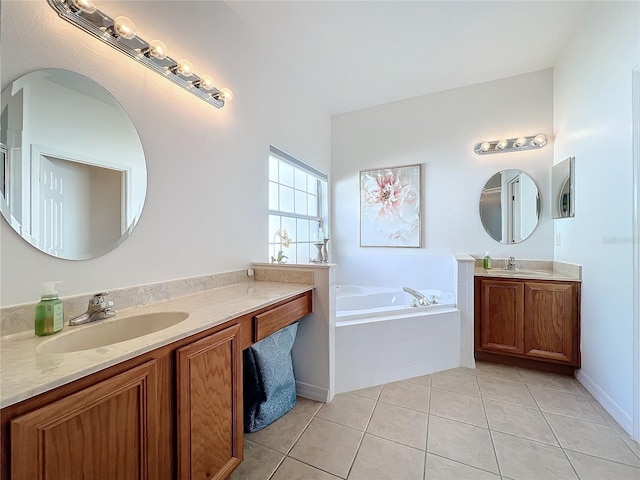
506,256,518,270
403,287,431,307
69,292,116,326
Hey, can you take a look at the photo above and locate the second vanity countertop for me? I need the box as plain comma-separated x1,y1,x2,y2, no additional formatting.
0,281,314,409
473,259,581,282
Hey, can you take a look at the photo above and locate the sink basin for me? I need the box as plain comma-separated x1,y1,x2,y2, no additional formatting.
37,311,189,354
500,269,553,277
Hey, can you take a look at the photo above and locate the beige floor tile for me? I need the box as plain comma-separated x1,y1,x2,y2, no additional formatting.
230,440,284,480
427,416,498,474
517,368,583,395
366,401,428,450
352,384,383,400
566,450,640,480
295,396,324,416
529,386,607,424
348,434,425,480
425,454,500,480
475,362,524,383
492,431,578,480
316,392,376,431
484,399,558,445
477,377,537,408
271,457,341,480
545,412,640,467
246,401,316,454
429,388,487,427
379,379,430,413
289,417,363,478
431,370,480,396
407,373,432,386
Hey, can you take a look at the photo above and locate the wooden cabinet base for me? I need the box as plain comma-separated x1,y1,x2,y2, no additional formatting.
475,351,577,376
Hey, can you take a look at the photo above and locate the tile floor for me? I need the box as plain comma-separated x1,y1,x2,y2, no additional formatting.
231,362,640,480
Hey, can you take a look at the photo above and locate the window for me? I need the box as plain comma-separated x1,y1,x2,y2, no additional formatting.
268,145,328,264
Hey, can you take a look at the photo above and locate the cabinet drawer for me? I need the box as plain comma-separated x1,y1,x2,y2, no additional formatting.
254,293,311,342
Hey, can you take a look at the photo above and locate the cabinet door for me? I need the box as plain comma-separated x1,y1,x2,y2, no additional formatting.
10,360,159,480
524,282,578,364
176,323,242,480
478,279,525,354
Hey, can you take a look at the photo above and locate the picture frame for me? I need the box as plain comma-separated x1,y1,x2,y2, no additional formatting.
359,163,422,247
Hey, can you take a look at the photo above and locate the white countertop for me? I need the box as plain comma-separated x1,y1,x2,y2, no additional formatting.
0,281,314,409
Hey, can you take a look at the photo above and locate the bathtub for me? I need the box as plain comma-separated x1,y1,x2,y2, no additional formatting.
336,286,456,326
335,285,461,394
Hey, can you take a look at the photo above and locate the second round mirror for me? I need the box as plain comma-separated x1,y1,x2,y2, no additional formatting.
479,169,540,244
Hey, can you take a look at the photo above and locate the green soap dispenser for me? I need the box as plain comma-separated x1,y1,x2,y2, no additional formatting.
35,282,64,336
483,252,492,270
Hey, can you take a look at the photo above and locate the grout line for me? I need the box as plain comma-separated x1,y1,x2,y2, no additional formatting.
427,452,504,477
423,376,433,480
563,447,640,470
478,374,502,478
343,386,379,480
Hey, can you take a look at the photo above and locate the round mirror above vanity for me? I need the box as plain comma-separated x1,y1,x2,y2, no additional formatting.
0,69,147,260
479,169,540,244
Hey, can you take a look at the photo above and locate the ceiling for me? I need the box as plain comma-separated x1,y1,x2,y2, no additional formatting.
226,1,593,115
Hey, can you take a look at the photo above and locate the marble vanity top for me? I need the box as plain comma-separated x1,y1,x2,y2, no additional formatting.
473,259,581,282
0,281,313,409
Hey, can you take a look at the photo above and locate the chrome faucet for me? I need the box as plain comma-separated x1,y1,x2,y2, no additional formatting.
403,287,431,307
506,256,518,270
69,292,116,326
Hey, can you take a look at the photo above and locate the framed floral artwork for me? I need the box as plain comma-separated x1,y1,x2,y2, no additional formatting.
360,164,422,247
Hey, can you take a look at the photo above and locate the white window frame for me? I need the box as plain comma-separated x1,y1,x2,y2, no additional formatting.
268,145,328,264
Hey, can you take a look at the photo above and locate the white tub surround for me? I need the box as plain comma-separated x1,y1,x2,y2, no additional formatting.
336,309,460,393
0,280,314,409
455,254,476,369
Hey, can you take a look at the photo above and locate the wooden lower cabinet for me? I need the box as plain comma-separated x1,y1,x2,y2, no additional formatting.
475,276,580,371
1,291,312,479
177,324,242,480
10,361,160,480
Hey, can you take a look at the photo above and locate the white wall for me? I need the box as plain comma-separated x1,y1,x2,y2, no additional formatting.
553,1,640,433
0,1,330,306
331,69,555,282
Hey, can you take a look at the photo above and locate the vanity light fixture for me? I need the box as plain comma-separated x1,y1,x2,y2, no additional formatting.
474,134,548,155
47,0,233,109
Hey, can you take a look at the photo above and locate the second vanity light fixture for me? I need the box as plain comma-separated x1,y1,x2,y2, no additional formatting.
474,134,548,155
47,0,233,109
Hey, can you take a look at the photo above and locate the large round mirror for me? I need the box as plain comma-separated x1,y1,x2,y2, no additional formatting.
0,69,146,260
479,169,540,244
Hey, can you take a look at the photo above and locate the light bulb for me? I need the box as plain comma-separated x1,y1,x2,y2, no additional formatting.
218,87,233,102
532,134,547,147
113,16,136,39
69,0,96,14
147,40,168,60
496,139,508,150
514,137,527,148
480,142,491,152
195,75,215,90
174,59,193,77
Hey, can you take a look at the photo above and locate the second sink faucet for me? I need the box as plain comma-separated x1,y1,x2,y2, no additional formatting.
69,292,116,326
403,287,431,307
506,256,518,270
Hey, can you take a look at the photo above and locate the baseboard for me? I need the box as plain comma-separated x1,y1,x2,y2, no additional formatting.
296,380,329,403
575,369,633,435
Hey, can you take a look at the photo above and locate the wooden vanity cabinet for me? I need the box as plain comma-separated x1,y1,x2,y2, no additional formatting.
475,276,580,373
176,324,242,480
1,291,311,479
10,360,161,480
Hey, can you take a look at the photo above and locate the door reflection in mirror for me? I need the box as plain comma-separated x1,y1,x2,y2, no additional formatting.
0,69,146,260
479,169,540,244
